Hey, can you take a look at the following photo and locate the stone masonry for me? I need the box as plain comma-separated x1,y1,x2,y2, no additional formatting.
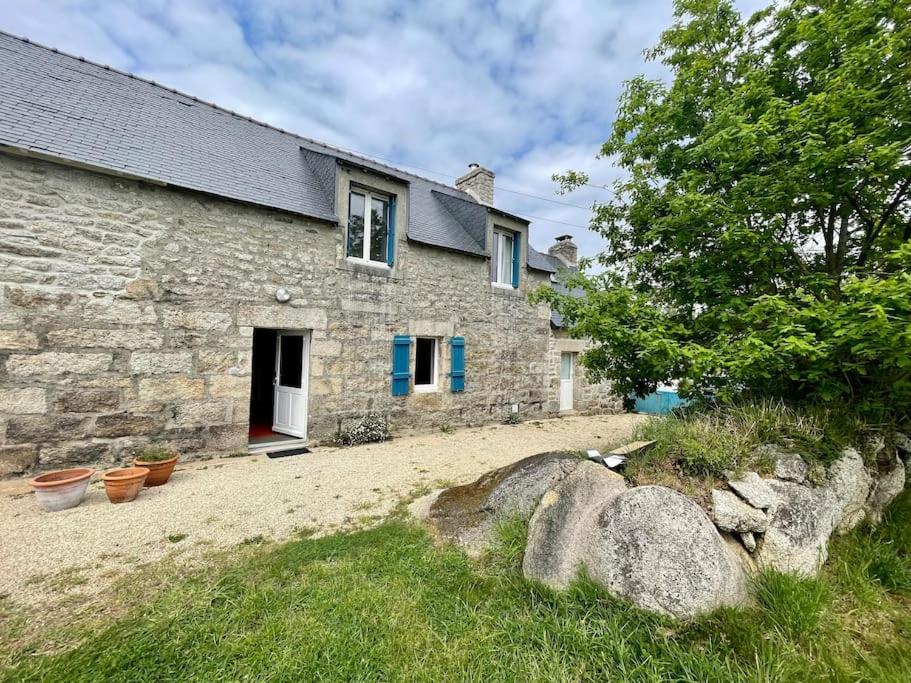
0,152,619,475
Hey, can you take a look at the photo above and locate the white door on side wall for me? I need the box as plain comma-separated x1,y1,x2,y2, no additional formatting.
560,352,574,411
273,331,310,438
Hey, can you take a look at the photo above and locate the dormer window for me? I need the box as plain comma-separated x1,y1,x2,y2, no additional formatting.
491,228,518,287
347,188,390,264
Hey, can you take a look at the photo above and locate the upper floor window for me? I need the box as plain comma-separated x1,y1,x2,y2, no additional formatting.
347,189,389,264
491,229,515,286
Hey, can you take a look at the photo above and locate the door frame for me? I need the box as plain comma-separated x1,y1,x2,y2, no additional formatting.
272,330,311,439
559,351,574,411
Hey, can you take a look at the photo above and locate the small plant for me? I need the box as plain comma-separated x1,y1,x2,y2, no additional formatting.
136,447,178,463
335,414,390,446
439,423,455,434
166,533,187,544
503,412,520,425
240,535,265,546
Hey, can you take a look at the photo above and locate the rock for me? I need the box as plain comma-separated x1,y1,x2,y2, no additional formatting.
409,489,442,521
826,448,873,534
711,489,769,533
0,444,38,477
421,452,582,554
865,455,905,524
755,480,837,575
895,432,911,454
740,532,756,553
774,451,808,483
582,486,749,619
523,461,627,589
726,471,777,510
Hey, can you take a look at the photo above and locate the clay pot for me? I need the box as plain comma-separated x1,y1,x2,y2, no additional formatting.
102,467,149,504
133,454,179,487
28,468,95,512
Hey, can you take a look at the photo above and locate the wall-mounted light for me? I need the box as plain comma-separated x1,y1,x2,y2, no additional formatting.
275,287,291,303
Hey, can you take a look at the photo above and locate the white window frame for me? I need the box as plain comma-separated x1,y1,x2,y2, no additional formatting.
347,187,391,266
413,337,438,393
491,229,515,287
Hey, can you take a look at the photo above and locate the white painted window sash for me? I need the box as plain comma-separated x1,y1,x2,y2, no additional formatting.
349,189,389,264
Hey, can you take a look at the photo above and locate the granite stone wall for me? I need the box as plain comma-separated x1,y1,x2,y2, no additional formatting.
0,152,617,475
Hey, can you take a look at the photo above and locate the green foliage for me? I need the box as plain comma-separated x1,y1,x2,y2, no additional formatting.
630,400,862,480
481,513,528,573
754,571,832,643
541,0,911,421
135,446,177,463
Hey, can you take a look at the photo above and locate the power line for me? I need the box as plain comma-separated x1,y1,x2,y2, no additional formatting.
331,144,609,213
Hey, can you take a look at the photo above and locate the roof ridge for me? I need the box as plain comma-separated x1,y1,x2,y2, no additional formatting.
0,29,468,198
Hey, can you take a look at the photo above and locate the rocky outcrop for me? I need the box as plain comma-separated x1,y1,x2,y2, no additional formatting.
827,448,873,534
411,452,582,554
583,486,749,618
413,444,906,619
523,462,626,589
711,489,769,533
726,471,777,511
755,480,838,575
865,455,906,524
773,451,808,483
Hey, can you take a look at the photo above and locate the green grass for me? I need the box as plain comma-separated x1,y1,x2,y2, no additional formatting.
3,491,911,682
628,400,881,489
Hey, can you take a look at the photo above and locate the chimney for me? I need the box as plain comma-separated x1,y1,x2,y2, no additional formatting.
455,163,495,205
548,234,578,268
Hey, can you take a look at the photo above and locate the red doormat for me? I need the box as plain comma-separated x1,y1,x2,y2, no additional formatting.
248,423,278,439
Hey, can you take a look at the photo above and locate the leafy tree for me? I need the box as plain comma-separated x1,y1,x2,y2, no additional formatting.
537,0,911,420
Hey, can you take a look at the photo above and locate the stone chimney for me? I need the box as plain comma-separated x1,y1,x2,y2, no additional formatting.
548,234,578,268
455,163,495,205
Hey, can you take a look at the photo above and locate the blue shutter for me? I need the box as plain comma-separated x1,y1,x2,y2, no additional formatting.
511,231,520,288
450,337,465,392
391,335,410,396
386,196,396,267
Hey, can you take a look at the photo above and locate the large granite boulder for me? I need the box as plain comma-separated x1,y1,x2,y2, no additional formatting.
581,486,749,619
826,448,873,534
755,480,837,575
523,461,627,589
412,452,582,554
865,455,906,524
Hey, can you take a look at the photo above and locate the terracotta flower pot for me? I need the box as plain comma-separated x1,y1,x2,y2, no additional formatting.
28,468,95,512
102,467,149,504
133,454,179,487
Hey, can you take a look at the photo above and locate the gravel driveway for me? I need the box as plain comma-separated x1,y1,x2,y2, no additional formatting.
0,413,645,607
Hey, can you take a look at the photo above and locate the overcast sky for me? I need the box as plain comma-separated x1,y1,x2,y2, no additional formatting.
0,0,766,258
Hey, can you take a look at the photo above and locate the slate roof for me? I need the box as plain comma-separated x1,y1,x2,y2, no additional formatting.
546,259,586,328
0,31,556,273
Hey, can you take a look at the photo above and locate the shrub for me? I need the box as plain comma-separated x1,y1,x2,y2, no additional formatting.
630,400,873,482
136,446,178,463
336,414,390,446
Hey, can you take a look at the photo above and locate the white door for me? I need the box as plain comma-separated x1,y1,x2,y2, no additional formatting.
273,332,310,438
560,352,574,411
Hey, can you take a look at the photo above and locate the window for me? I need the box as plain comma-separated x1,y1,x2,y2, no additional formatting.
347,189,389,264
491,229,514,285
414,337,437,391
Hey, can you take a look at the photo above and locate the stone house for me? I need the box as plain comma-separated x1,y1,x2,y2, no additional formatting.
0,32,618,474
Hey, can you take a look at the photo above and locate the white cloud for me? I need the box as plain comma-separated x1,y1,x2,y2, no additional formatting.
0,0,769,259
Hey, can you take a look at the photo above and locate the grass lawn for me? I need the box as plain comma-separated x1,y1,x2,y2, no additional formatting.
2,489,910,682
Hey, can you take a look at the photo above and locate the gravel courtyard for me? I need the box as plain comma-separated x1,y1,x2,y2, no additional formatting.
0,413,645,608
